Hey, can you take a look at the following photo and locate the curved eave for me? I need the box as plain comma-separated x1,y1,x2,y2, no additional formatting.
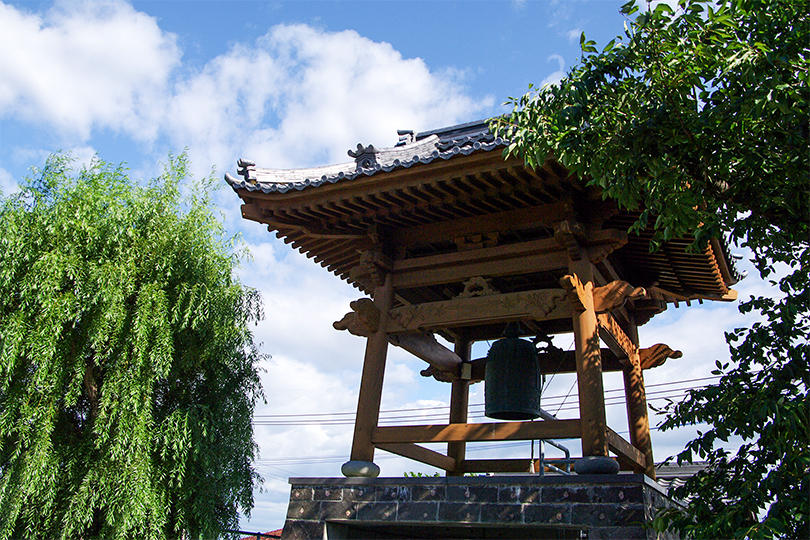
225,133,507,195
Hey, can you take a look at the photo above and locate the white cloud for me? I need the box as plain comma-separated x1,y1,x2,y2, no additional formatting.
0,0,180,141
566,28,583,44
0,166,18,195
168,23,492,175
237,239,367,373
66,145,98,168
0,2,493,182
540,54,566,87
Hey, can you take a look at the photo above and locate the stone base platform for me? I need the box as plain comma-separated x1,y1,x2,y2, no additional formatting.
280,474,679,539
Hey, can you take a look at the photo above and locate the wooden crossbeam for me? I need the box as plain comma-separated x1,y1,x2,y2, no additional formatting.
395,201,575,247
392,238,568,289
597,312,637,360
376,443,456,471
372,419,581,444
386,288,571,333
606,427,646,472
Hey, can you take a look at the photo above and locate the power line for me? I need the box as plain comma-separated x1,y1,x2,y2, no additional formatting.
249,375,725,471
251,375,721,426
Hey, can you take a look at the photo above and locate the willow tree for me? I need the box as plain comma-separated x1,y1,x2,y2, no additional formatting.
0,153,264,539
492,0,808,537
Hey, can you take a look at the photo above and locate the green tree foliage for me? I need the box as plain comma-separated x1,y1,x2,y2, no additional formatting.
0,153,264,539
491,0,808,537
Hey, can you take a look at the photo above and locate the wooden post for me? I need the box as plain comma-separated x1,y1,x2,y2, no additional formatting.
345,271,395,475
447,335,471,476
569,251,610,460
623,317,656,479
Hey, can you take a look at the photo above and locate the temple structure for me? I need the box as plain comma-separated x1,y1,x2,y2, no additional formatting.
227,120,739,539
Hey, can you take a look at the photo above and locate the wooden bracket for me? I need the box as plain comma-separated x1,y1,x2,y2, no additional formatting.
639,344,683,370
240,203,265,224
458,276,499,298
586,229,628,264
419,364,455,383
554,220,588,260
554,221,628,264
349,250,392,288
593,280,647,314
453,232,499,251
334,300,475,380
333,298,380,337
560,273,592,312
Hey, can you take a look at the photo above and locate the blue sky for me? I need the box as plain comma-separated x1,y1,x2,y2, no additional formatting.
0,0,767,533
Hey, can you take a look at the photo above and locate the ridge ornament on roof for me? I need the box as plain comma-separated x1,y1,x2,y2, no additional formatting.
348,143,380,171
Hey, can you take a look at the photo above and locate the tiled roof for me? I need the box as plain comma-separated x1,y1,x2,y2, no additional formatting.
226,119,740,321
655,461,709,501
225,120,505,194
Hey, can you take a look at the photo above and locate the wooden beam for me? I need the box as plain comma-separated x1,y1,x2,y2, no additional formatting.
349,272,395,464
448,337,471,476
624,319,656,479
606,427,646,472
372,419,581,444
462,458,574,474
376,443,456,471
563,254,610,459
392,238,568,289
387,288,571,333
395,201,575,247
597,312,637,360
334,301,464,376
388,333,462,373
464,348,626,383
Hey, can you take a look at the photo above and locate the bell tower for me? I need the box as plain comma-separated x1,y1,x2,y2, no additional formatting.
227,119,740,538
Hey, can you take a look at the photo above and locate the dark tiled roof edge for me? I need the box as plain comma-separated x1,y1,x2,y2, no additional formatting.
225,120,506,194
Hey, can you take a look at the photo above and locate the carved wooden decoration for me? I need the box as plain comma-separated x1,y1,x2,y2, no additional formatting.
639,344,683,370
349,250,392,288
592,280,647,313
387,288,570,333
335,304,463,379
333,298,380,337
560,273,591,312
458,276,499,298
419,365,455,383
554,220,588,261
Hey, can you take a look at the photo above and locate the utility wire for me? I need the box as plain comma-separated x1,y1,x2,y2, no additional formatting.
252,375,720,426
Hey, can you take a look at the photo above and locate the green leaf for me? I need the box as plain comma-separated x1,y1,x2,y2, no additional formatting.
0,152,265,539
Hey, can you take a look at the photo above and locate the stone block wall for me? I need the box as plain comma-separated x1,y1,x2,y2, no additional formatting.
280,474,680,539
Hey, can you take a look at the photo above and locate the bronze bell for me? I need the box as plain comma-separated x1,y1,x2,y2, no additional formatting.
484,324,543,420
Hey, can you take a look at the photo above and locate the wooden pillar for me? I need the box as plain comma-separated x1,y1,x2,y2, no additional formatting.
346,271,395,472
447,335,471,476
569,252,610,459
623,317,656,479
